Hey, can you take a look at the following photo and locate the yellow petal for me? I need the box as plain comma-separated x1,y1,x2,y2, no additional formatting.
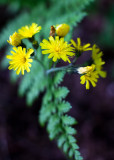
71,39,77,48
77,38,81,46
86,80,90,89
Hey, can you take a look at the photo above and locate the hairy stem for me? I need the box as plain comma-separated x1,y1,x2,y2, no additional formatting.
46,64,78,75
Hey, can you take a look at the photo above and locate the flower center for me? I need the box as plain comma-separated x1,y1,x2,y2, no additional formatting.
55,46,61,53
21,56,27,63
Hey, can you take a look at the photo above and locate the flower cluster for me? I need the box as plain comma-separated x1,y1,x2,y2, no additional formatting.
7,23,42,75
77,45,106,89
6,23,106,89
78,64,99,89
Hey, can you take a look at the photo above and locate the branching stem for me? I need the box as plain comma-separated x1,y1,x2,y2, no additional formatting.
46,65,71,74
46,63,78,75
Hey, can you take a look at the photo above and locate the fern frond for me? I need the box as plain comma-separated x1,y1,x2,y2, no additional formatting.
39,80,83,160
18,56,48,106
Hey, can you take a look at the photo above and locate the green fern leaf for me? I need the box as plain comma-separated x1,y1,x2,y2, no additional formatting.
75,150,83,160
49,125,62,140
68,135,76,143
63,142,69,153
72,143,79,150
58,101,72,113
47,114,60,132
69,148,74,158
18,73,32,97
43,90,52,105
57,134,66,148
39,102,55,126
65,126,77,135
62,115,77,125
10,71,19,83
54,87,69,100
26,88,40,106
53,71,65,86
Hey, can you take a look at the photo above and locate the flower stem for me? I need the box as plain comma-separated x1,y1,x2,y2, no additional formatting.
34,57,46,69
46,63,78,75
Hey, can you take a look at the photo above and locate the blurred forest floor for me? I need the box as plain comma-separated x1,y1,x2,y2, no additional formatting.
0,1,114,160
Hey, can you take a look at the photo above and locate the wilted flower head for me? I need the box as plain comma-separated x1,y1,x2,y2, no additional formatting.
7,32,22,46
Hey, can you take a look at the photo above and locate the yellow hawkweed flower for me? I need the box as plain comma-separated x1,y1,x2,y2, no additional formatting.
96,65,107,78
18,23,42,39
40,36,75,63
6,47,34,75
77,65,94,74
56,24,70,37
92,44,106,78
7,32,22,46
78,64,99,89
71,38,92,53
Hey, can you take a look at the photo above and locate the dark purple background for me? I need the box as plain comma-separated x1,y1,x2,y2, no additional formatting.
0,1,114,160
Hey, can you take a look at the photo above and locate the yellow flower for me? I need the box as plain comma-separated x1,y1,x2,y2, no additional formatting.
40,36,75,63
96,65,107,78
18,23,42,39
92,44,106,78
77,65,94,74
7,32,22,46
56,24,70,37
71,38,92,53
6,47,34,75
79,64,99,89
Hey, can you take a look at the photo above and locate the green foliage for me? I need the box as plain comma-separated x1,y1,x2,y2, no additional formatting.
54,87,69,100
18,51,48,106
86,0,114,49
53,71,65,86
0,0,46,8
39,74,83,160
0,0,94,48
58,101,72,114
0,0,94,159
97,4,114,49
62,115,77,125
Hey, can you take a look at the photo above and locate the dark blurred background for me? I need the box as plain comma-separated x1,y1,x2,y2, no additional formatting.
0,0,114,160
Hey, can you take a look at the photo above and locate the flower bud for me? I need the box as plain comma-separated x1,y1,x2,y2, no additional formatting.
56,24,70,37
77,65,95,74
